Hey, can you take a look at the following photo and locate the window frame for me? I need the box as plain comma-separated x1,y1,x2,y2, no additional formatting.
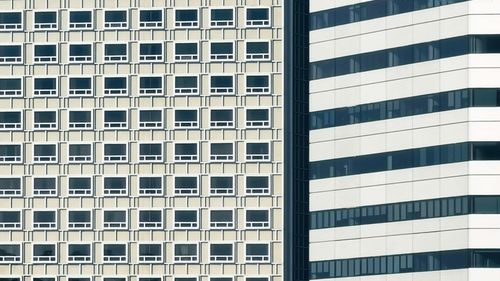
209,74,234,95
0,44,23,64
0,76,22,97
32,242,57,264
33,43,58,64
33,109,58,130
102,209,128,229
137,242,163,263
67,176,93,197
174,75,199,95
0,11,23,31
102,176,128,197
0,243,22,263
32,209,57,230
139,75,163,96
103,9,128,29
245,141,271,162
173,142,199,163
102,243,128,264
209,142,235,162
173,108,199,129
103,42,128,63
245,209,271,229
137,209,163,229
245,242,270,263
138,8,164,29
67,242,93,264
102,75,128,96
103,109,128,130
245,40,271,61
103,142,128,163
68,110,93,130
174,41,199,62
68,10,93,30
32,176,58,197
245,74,271,94
173,242,198,263
209,41,235,61
138,41,164,62
33,10,58,30
138,142,163,163
245,174,271,195
67,76,93,97
174,8,199,29
67,142,93,163
209,242,234,263
32,143,58,163
0,144,22,164
209,175,235,196
33,76,58,96
245,7,271,27
245,107,271,128
0,110,23,131
209,209,234,229
138,108,163,129
209,108,235,128
67,209,93,230
137,175,163,196
173,209,199,230
173,175,199,196
209,7,235,28
68,43,93,63
0,177,21,197
0,209,22,230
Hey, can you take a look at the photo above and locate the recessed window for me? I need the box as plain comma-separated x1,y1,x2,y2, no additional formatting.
174,176,198,196
0,211,21,229
0,177,21,196
33,177,57,196
174,109,198,128
210,109,234,128
139,43,163,62
138,243,162,263
174,42,198,62
103,244,127,263
34,11,57,29
210,8,234,27
210,42,234,61
0,145,22,163
139,9,163,28
138,210,163,229
138,176,162,196
139,143,163,162
246,8,270,27
138,109,162,129
246,142,270,161
174,76,198,95
68,144,92,163
68,110,92,129
69,44,92,63
33,144,57,163
0,77,22,96
34,44,57,63
246,210,270,228
210,176,234,195
0,244,21,263
174,143,198,162
68,278,91,281
246,41,270,60
210,75,234,94
33,111,57,130
210,243,233,263
34,77,57,96
104,10,128,29
68,177,92,196
68,77,92,96
210,143,234,162
139,76,163,95
103,278,126,281
245,243,270,263
33,244,57,263
0,12,22,30
103,143,128,162
0,45,22,63
246,176,270,195
103,210,127,229
246,108,270,127
174,244,198,263
210,278,232,281
174,278,197,281
33,210,56,229
174,210,198,229
0,111,22,130
210,210,234,229
175,9,198,28
104,77,127,95
246,75,270,94
103,177,128,196
140,278,161,281
68,210,92,229
103,110,127,129
104,44,127,62
69,11,92,29
68,244,92,263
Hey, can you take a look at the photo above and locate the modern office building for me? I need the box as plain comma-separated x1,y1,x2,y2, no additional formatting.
0,1,296,281
309,0,500,280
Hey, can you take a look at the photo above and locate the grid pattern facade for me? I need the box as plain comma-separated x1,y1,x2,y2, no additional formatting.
0,1,283,281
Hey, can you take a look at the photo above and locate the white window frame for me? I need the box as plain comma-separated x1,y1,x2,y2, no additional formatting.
32,176,58,197
67,276,93,281
245,209,271,229
0,243,22,263
246,277,269,281
245,141,271,162
173,142,199,163
67,176,93,197
173,277,198,281
32,142,58,163
67,76,93,96
245,107,271,128
138,142,163,163
173,242,198,263
137,175,163,196
245,7,271,27
173,108,199,129
103,9,128,29
0,76,22,97
0,44,23,64
68,43,93,63
0,11,23,30
0,176,22,196
67,242,92,263
209,142,235,162
102,243,128,263
0,209,21,230
245,40,271,61
33,10,58,30
209,278,234,281
137,209,163,229
68,10,93,30
245,74,271,94
138,41,163,62
67,209,93,230
209,7,235,28
138,8,164,29
103,42,128,63
245,175,271,195
102,209,128,229
32,276,57,281
209,108,235,128
33,76,58,96
138,242,163,263
138,75,163,96
0,110,22,131
0,144,22,164
32,209,57,230
33,109,58,130
103,75,128,96
33,43,58,64
209,41,235,61
209,74,234,95
174,75,198,95
173,209,199,229
174,8,199,28
173,175,199,196
32,243,57,264
209,175,235,196
209,242,234,263
103,142,128,163
209,209,234,229
245,242,270,263
103,109,128,130
68,109,93,130
67,142,93,163
174,41,199,62
102,176,128,197
138,108,163,129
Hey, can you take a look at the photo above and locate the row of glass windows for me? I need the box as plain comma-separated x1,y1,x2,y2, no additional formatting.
310,35,500,80
0,142,272,164
310,0,467,30
310,88,500,130
310,249,500,279
0,8,270,31
310,195,500,230
0,242,271,265
310,142,500,179
0,75,271,97
0,41,272,64
0,108,271,130
0,278,269,281
0,209,271,231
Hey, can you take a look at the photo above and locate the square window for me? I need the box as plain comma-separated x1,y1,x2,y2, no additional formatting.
139,9,163,28
210,42,234,61
0,111,22,130
68,143,92,163
69,11,92,29
68,77,93,96
104,10,128,29
139,143,163,162
0,145,22,163
33,177,57,196
34,77,57,96
33,144,57,163
0,45,22,64
103,210,127,229
68,210,92,229
138,176,163,196
209,243,233,263
209,209,234,229
246,41,270,60
103,244,127,263
103,177,128,196
33,111,57,130
139,43,163,62
174,109,198,128
175,9,198,28
33,244,57,263
210,142,234,162
68,110,92,130
246,142,270,161
246,175,270,195
210,75,234,94
104,76,127,95
173,243,198,263
174,76,198,95
33,210,56,229
245,243,270,263
103,110,127,129
174,143,198,162
68,244,92,263
139,76,163,95
103,143,128,162
68,177,93,196
174,42,198,62
210,8,234,27
246,108,270,127
104,43,127,62
174,210,198,229
246,209,270,228
0,177,22,196
210,176,234,195
210,109,234,128
138,210,163,229
246,8,270,27
34,11,57,29
0,244,21,263
246,75,270,94
0,210,21,229
34,44,57,63
138,243,162,263
174,176,198,196
0,12,22,30
0,77,22,97
138,109,163,129
69,44,93,63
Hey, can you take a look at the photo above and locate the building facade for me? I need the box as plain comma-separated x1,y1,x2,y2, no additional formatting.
309,0,500,280
0,1,284,281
